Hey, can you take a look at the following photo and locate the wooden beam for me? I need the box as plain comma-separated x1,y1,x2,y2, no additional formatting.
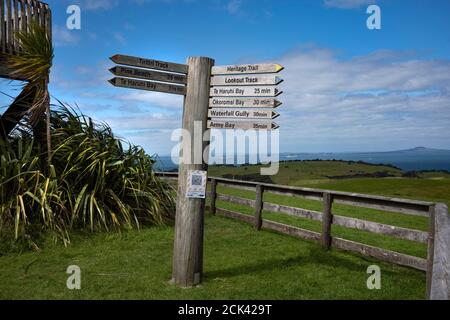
254,185,264,231
210,179,217,215
216,207,254,224
426,205,436,299
0,0,6,53
429,203,450,300
321,192,333,250
332,237,427,271
263,202,323,221
262,219,322,242
171,57,214,288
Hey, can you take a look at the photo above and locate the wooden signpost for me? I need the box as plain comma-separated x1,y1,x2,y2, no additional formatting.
108,54,284,288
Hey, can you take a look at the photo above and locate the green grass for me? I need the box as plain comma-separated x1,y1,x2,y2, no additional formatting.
0,214,425,299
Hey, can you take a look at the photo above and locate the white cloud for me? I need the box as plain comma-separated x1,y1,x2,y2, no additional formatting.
53,25,80,46
324,0,376,9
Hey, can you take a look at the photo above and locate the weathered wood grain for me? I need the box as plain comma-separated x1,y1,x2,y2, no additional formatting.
262,219,322,242
210,86,282,98
208,108,279,120
430,203,450,300
209,97,282,108
263,202,323,221
1,0,6,52
210,74,283,86
333,214,428,243
110,54,188,74
109,66,187,84
426,205,436,299
254,185,264,231
217,193,256,207
212,63,283,75
108,77,186,95
171,57,214,288
321,192,333,250
210,178,217,215
332,237,428,271
207,120,279,130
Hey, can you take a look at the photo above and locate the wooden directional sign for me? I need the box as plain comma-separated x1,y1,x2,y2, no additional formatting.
207,120,279,130
209,97,282,108
109,77,186,95
208,108,279,120
109,66,187,85
210,75,283,86
212,64,284,75
210,86,282,97
110,54,188,74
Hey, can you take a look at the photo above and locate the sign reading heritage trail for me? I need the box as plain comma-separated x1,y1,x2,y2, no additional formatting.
109,66,187,84
212,63,284,75
207,120,279,130
110,54,188,74
208,108,279,119
109,77,186,95
209,62,284,130
209,97,282,108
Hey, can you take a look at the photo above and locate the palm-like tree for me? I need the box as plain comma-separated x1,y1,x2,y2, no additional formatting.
0,21,54,159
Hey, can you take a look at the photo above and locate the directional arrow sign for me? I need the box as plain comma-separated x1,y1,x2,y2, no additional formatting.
208,108,279,120
210,75,283,86
210,86,282,97
108,77,186,95
212,64,284,75
207,120,279,130
209,97,282,108
109,66,187,85
110,54,188,74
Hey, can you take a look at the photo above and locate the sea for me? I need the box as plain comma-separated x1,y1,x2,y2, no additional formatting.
152,147,450,173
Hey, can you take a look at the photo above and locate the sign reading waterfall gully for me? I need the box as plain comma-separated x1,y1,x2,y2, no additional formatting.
109,66,187,85
209,97,282,108
110,54,188,74
210,86,282,97
212,63,284,75
207,120,279,130
210,75,283,86
108,77,186,95
208,108,279,120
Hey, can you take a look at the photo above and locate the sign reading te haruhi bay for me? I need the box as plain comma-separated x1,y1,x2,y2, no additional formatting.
109,77,186,95
108,54,187,95
209,62,284,130
210,86,282,97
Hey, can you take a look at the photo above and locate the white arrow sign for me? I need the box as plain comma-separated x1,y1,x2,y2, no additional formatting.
210,86,282,97
209,97,282,108
210,75,283,86
208,108,279,120
108,77,186,95
207,120,279,130
109,66,187,84
110,54,188,74
212,64,284,75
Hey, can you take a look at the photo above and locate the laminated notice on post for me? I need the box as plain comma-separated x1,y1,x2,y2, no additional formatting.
186,170,207,199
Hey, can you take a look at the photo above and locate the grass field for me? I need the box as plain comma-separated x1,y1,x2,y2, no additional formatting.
0,214,425,300
1,160,444,300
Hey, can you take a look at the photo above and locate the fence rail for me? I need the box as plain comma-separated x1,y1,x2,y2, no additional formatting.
156,171,450,300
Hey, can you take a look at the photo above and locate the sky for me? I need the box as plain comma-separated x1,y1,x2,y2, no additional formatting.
1,0,450,156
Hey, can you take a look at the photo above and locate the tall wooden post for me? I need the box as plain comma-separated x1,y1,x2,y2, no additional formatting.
426,205,436,299
172,56,214,287
210,178,217,215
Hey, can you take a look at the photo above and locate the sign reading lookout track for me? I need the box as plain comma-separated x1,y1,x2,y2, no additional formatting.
209,62,284,130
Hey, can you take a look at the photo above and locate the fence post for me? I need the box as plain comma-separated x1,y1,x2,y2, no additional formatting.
254,185,264,231
210,178,217,215
426,205,436,299
321,192,333,250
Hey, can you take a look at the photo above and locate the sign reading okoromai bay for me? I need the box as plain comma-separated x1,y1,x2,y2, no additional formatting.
208,63,284,130
107,54,285,289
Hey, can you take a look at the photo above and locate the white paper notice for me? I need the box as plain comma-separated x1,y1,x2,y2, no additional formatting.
186,170,207,199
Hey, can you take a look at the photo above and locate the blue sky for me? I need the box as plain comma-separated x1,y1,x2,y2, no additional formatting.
1,0,450,155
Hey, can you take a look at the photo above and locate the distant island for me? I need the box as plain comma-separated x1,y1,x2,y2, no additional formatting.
154,147,450,172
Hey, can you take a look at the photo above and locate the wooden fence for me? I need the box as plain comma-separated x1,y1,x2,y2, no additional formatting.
156,172,450,300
